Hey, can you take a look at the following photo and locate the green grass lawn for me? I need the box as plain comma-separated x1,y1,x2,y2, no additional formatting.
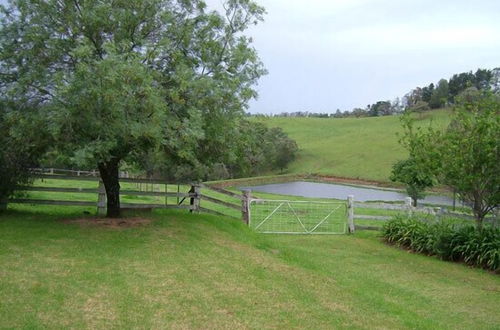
253,110,451,182
1,206,498,329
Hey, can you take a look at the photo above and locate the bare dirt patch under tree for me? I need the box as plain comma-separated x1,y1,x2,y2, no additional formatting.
61,217,151,229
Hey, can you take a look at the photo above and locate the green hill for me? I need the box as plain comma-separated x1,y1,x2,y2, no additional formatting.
253,110,451,182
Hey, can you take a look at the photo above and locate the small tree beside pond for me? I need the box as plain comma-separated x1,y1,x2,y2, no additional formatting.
390,158,434,207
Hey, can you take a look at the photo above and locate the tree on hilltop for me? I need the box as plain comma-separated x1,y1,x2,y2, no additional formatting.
429,79,449,109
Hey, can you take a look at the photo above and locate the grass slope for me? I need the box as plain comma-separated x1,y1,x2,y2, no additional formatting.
253,110,451,182
1,206,499,329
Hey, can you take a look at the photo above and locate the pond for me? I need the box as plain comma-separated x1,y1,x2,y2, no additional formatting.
240,181,456,206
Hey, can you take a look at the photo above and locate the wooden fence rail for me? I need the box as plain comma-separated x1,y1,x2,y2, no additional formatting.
31,168,129,178
8,169,496,230
7,174,200,215
349,195,497,232
5,172,251,223
198,184,248,222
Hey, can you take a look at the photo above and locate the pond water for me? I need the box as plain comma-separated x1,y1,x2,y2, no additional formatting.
240,181,456,206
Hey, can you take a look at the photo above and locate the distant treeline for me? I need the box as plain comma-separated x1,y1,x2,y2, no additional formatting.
250,67,500,118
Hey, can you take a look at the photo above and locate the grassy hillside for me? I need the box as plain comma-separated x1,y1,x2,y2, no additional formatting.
253,110,451,182
1,206,499,329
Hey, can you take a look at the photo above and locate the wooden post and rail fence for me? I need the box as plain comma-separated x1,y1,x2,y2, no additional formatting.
2,168,495,230
347,196,416,232
347,195,497,232
2,169,251,224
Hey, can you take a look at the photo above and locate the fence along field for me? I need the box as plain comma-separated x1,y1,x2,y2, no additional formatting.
3,168,248,222
248,195,498,234
4,168,496,232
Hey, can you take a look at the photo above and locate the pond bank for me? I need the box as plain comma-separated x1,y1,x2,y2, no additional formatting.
209,174,451,195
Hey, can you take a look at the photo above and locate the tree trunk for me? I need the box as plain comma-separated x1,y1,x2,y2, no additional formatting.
475,217,484,231
410,193,418,207
474,210,485,231
98,158,121,218
472,199,485,231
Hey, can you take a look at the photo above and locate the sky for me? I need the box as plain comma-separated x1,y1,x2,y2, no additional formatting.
2,0,499,114
214,0,500,114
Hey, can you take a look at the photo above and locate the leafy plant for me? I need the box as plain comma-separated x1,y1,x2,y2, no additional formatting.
382,215,500,272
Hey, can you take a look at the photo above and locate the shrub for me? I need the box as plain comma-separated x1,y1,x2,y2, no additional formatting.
0,108,40,207
382,215,500,272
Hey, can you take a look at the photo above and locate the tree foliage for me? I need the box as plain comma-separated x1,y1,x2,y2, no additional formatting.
0,0,267,217
408,100,429,114
429,79,449,109
226,121,297,177
149,119,298,181
0,99,49,206
0,108,30,205
400,91,500,228
390,158,434,206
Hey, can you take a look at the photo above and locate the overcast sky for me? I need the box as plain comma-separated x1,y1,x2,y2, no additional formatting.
2,0,499,114
224,0,500,114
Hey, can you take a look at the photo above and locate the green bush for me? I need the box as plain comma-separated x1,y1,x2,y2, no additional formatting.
382,215,499,272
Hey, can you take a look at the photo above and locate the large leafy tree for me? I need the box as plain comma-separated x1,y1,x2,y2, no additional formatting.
401,90,499,228
0,0,266,217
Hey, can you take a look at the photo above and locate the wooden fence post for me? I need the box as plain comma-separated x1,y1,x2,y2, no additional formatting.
164,184,168,206
405,197,413,216
177,185,180,205
190,184,201,213
347,195,355,233
97,180,107,216
242,190,251,225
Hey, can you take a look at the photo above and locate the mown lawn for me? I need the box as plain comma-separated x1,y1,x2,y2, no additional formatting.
253,109,451,181
1,206,498,329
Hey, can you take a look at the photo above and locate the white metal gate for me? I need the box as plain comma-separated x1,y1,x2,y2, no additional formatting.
249,199,347,234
